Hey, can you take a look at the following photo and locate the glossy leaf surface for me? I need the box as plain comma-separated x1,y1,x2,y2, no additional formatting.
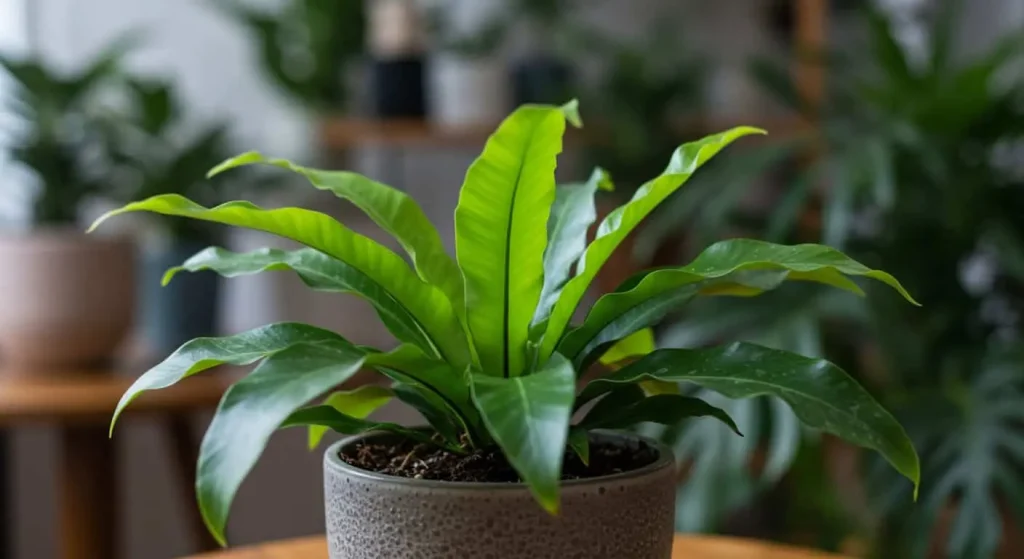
198,338,368,544
283,406,435,446
581,343,921,494
470,353,576,512
580,394,741,435
209,152,465,318
110,323,344,433
165,247,437,352
540,127,766,360
90,195,469,367
455,103,578,377
561,239,919,368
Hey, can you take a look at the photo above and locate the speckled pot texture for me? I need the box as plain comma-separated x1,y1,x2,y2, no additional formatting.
324,431,676,559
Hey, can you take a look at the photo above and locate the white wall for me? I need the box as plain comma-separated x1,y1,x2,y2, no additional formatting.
0,0,32,226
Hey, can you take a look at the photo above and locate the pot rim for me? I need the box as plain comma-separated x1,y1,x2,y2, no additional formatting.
324,429,675,492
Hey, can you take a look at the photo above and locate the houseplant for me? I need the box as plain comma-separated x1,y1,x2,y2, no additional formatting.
0,41,135,369
93,102,921,556
213,0,366,112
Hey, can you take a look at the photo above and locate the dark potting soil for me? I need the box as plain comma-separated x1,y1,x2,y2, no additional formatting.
339,437,659,483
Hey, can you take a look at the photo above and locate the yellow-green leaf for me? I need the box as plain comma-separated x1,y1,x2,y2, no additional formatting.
307,385,393,449
208,152,465,321
455,102,579,377
89,195,470,368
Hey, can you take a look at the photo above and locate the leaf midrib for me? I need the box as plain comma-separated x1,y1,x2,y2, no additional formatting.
501,119,544,378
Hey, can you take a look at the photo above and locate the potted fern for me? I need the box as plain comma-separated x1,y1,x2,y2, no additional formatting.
93,102,920,557
0,43,135,369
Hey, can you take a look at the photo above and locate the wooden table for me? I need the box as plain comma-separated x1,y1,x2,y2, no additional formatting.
187,535,849,558
0,370,234,559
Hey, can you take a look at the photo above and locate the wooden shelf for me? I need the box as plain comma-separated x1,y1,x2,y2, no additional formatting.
0,369,236,424
317,114,812,152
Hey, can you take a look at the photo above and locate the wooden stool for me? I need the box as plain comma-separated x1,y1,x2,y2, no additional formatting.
0,368,233,559
186,534,850,558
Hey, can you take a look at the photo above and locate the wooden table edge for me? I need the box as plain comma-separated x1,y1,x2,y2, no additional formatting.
185,534,850,558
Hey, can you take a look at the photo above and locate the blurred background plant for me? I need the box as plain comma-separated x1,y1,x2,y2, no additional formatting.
579,25,707,195
213,0,367,112
634,1,1024,556
0,37,132,227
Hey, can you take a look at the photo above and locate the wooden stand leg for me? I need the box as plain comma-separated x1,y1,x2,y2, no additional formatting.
166,417,219,552
59,426,117,559
0,430,9,559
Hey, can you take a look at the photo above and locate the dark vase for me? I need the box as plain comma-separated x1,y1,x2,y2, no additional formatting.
139,238,220,357
371,57,427,118
511,54,573,107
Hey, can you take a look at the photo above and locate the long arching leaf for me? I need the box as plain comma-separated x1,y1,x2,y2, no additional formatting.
89,195,470,368
109,323,345,433
208,152,465,319
197,338,368,545
164,247,437,353
539,127,765,361
560,239,919,369
455,102,580,378
580,343,921,496
533,168,613,326
470,352,576,513
196,341,436,544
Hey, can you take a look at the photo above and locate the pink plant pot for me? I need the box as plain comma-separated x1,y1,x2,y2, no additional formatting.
0,230,135,371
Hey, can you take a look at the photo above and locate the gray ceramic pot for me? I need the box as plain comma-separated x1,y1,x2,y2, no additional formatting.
324,431,676,559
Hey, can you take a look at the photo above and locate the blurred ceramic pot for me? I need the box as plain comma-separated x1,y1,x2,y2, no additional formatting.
323,431,676,559
429,54,508,128
0,230,135,370
139,237,219,357
511,53,573,107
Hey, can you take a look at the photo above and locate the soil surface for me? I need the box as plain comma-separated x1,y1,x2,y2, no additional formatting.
340,437,659,483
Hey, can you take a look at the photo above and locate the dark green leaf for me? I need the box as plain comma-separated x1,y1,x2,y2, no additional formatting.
560,239,918,369
197,338,368,545
283,405,435,447
581,393,741,435
581,343,921,494
567,427,590,466
110,323,345,432
390,382,463,445
470,352,576,512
